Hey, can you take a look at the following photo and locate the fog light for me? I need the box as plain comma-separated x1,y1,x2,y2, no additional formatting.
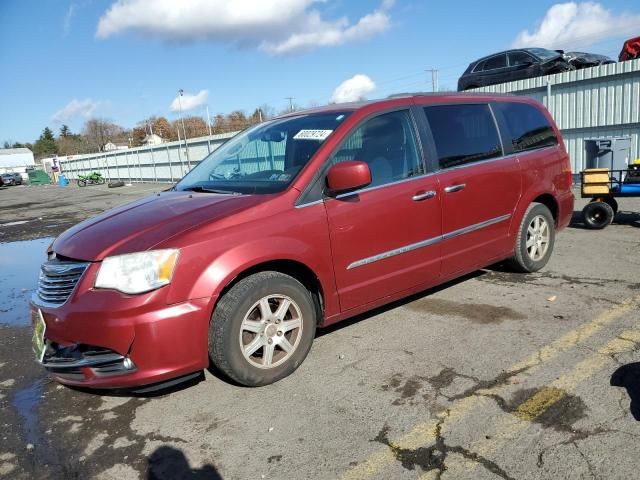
123,357,134,370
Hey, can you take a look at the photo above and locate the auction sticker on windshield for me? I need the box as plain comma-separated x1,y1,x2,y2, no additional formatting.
293,129,333,141
31,306,46,362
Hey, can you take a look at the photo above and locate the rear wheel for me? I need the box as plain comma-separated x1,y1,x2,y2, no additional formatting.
209,271,316,386
507,202,555,273
582,200,614,229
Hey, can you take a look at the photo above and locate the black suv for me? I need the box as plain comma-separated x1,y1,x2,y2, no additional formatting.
458,48,572,91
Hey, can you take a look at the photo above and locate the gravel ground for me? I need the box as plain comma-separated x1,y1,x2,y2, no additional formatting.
1,182,639,480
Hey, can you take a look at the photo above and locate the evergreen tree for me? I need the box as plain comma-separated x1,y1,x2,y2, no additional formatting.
33,127,58,158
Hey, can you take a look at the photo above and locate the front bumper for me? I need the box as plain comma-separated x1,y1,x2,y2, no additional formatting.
31,283,214,389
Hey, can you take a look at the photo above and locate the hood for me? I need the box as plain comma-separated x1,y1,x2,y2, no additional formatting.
53,191,265,261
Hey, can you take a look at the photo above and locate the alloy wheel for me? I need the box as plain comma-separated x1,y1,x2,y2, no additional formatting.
526,215,550,261
239,295,303,369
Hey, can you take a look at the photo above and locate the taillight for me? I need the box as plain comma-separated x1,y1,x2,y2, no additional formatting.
566,169,573,188
563,155,573,188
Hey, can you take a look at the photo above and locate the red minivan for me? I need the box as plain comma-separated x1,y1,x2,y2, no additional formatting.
31,94,574,390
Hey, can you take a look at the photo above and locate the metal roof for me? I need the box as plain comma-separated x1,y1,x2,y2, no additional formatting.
0,148,33,155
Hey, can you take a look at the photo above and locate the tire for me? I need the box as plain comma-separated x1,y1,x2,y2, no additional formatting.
97,177,106,185
597,197,618,216
77,179,86,187
507,202,556,273
209,271,316,386
582,201,614,229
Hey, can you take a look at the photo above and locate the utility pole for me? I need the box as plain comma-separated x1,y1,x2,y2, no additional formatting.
426,68,439,92
285,97,295,112
205,105,213,153
177,89,191,169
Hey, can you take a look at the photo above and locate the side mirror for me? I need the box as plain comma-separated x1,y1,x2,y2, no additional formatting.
326,161,371,195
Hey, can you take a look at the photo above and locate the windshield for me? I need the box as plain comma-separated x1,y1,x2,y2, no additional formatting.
176,111,351,194
528,48,561,61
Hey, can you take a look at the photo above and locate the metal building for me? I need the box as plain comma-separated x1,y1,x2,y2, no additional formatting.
474,58,640,172
0,147,35,170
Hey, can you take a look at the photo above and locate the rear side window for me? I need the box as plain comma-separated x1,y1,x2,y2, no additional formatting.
472,60,486,73
484,54,507,70
495,102,559,152
329,110,424,188
424,104,503,169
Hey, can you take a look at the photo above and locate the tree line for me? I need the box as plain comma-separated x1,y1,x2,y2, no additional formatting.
3,105,283,159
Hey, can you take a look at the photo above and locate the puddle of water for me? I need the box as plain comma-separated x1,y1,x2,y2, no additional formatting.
13,379,46,448
0,237,52,326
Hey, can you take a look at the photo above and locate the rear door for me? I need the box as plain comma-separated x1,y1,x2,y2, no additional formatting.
324,108,442,311
420,103,522,277
507,51,537,82
480,54,509,86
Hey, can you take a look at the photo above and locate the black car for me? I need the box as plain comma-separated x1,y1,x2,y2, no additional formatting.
458,48,573,91
1,172,23,186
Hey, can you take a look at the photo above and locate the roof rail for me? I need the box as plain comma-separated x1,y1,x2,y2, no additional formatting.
387,91,516,99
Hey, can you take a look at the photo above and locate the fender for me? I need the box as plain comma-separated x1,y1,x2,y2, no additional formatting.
510,181,558,239
169,235,340,321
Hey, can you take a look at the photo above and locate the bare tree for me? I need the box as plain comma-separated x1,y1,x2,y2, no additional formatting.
83,118,124,152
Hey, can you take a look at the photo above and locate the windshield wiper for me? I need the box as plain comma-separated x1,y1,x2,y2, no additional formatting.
181,186,242,195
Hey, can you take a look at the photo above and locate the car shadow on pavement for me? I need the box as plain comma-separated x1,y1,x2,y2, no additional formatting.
610,362,640,421
316,270,486,338
147,445,223,480
66,371,206,398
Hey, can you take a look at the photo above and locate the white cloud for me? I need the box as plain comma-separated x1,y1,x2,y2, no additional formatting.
51,98,99,124
96,0,393,54
63,4,76,35
513,2,640,49
331,74,376,104
169,90,209,112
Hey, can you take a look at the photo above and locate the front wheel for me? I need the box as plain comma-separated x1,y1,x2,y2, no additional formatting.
209,271,316,386
507,202,555,273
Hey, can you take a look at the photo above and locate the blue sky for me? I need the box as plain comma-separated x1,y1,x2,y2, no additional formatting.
1,0,639,143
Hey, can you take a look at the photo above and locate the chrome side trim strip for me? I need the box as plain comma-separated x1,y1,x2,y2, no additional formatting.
346,213,512,270
441,214,511,241
347,236,442,270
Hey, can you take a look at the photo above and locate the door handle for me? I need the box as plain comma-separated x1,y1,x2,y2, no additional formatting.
412,190,436,201
444,184,466,193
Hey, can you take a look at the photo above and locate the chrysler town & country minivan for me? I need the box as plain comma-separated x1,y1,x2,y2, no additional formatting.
31,93,574,390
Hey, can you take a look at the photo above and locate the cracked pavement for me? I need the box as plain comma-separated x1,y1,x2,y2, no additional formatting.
1,185,640,479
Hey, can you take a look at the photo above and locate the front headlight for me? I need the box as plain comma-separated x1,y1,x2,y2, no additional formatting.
95,249,179,294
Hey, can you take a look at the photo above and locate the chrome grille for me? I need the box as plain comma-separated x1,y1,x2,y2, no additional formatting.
37,260,89,305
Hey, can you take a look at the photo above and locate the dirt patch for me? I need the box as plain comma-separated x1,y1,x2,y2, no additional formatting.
404,298,526,324
485,386,588,433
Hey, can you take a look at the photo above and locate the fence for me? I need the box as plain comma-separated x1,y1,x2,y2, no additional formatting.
474,58,640,172
59,132,237,183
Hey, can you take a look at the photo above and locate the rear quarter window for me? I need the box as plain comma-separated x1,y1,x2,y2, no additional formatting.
424,104,503,170
495,102,558,152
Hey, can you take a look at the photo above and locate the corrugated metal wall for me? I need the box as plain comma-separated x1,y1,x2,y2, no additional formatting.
60,132,237,183
475,58,640,172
